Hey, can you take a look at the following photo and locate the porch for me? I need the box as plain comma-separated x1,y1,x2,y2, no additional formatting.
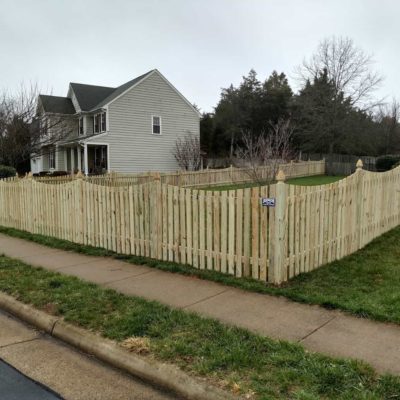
62,143,109,175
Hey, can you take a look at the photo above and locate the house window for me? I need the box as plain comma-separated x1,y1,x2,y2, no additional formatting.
49,149,56,170
93,112,106,133
78,117,84,135
101,112,106,132
94,114,100,133
152,116,161,134
39,117,48,137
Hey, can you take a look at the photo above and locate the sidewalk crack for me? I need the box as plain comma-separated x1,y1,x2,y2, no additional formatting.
50,319,59,336
181,289,231,309
298,315,337,343
102,270,155,286
0,337,40,349
54,259,104,270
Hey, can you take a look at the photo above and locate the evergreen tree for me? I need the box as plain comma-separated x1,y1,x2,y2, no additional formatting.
209,70,293,156
200,112,215,155
263,71,293,123
292,69,353,155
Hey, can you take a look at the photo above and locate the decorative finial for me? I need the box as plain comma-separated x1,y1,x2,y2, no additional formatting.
276,169,286,182
27,172,33,180
356,159,363,170
75,170,84,179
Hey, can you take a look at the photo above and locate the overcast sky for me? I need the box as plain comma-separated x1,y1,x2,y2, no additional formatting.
0,0,398,112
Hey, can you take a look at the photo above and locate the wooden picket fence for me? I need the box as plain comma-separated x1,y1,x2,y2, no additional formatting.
24,160,325,188
278,163,400,283
0,161,398,284
158,160,324,187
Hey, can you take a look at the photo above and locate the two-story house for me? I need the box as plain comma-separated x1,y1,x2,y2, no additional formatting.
31,69,200,175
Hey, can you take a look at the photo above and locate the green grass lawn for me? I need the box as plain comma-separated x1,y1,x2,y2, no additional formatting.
273,226,400,323
197,175,344,191
0,255,399,399
198,181,266,191
286,175,345,186
1,224,400,325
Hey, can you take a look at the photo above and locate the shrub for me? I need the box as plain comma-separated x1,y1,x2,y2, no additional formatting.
47,171,69,177
33,171,70,177
376,155,400,171
392,160,400,169
0,165,17,179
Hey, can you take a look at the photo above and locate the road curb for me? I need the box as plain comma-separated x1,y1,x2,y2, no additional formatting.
0,292,235,400
0,292,58,334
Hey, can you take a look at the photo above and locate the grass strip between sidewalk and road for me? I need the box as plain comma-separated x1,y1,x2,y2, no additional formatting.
0,255,400,400
1,225,400,326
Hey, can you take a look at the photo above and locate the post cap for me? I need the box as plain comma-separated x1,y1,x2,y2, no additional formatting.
27,172,33,180
75,170,84,179
276,169,286,182
356,159,363,170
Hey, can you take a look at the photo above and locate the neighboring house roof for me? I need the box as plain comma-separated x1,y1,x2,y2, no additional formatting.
69,83,115,111
38,95,75,114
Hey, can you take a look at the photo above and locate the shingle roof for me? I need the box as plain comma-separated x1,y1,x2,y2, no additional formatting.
39,70,156,115
69,83,115,112
38,95,75,114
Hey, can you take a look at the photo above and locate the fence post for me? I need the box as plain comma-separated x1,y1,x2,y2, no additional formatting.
356,159,365,250
151,173,163,259
75,170,84,243
270,169,287,285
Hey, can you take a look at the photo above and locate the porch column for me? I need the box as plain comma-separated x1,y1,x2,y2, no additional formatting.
55,145,59,171
84,143,88,175
64,148,68,171
77,145,82,172
70,147,75,173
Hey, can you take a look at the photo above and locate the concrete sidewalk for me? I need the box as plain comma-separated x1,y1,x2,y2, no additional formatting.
1,233,400,376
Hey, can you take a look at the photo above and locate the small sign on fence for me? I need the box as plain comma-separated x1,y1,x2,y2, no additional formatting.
261,198,276,207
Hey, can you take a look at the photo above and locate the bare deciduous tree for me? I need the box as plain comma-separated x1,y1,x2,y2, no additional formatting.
297,36,383,110
173,134,202,171
235,119,294,184
0,83,71,171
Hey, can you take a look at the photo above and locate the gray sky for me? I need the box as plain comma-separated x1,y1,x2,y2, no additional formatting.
1,0,399,112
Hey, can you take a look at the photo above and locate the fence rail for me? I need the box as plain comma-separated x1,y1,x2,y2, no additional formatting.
0,161,398,284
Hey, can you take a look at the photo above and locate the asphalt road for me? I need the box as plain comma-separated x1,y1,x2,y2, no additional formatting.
0,359,62,400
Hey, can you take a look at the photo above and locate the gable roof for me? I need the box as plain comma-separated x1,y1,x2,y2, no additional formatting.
69,83,115,112
38,95,75,114
93,70,155,109
94,69,201,117
41,69,200,117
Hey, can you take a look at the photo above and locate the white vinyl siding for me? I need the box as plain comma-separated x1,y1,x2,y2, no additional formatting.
85,71,199,173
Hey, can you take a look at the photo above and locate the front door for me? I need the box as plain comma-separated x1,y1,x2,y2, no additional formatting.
88,145,108,175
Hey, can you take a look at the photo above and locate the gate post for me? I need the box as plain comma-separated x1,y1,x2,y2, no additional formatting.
269,169,287,285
